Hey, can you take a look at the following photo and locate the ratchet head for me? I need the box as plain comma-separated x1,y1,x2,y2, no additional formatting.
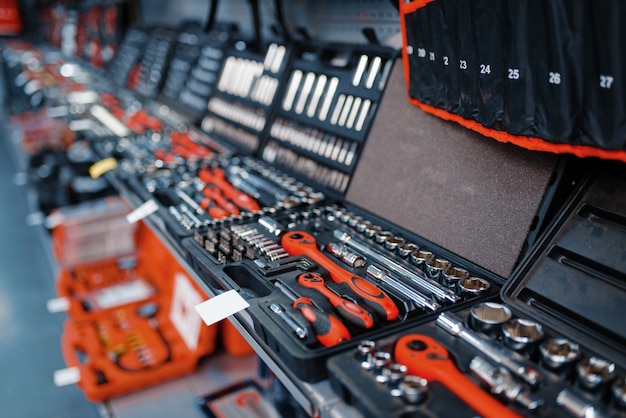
282,231,320,254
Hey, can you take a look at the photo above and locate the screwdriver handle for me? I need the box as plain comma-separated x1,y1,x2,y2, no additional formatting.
282,231,399,321
201,184,240,215
199,167,260,212
395,334,522,418
297,273,374,329
293,296,350,347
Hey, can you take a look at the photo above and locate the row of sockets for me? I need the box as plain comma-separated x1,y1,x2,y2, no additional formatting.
270,117,358,167
217,43,286,105
262,140,350,193
207,97,266,132
282,70,373,132
201,115,260,152
330,205,490,296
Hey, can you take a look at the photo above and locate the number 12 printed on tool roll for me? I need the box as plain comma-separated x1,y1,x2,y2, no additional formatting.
399,0,626,162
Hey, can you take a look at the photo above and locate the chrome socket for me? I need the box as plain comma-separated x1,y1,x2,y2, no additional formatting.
409,249,433,268
538,338,580,373
397,242,418,258
385,363,408,397
424,257,451,280
372,351,392,383
576,356,616,393
441,266,469,287
502,318,544,354
400,375,429,404
364,224,382,238
384,236,405,252
356,340,376,370
459,276,491,294
374,230,393,245
469,302,512,339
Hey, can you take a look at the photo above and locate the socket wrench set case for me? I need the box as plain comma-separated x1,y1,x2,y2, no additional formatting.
326,165,626,418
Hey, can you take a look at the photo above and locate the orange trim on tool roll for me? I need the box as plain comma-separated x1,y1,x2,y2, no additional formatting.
398,0,626,163
408,98,626,162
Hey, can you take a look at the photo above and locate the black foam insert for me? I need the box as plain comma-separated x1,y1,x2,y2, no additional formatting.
346,62,557,278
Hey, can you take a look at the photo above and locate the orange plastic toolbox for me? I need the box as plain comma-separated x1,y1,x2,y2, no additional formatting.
54,216,218,401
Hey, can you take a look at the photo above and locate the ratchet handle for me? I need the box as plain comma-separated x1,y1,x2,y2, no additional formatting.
199,167,260,212
293,297,350,347
282,231,399,321
395,334,522,418
297,273,374,329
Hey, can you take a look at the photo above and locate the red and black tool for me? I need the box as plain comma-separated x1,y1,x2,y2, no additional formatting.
275,281,350,346
297,273,374,329
198,166,260,212
394,334,522,418
282,231,399,321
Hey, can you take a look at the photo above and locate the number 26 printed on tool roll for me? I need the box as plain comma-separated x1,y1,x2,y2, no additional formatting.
399,0,626,162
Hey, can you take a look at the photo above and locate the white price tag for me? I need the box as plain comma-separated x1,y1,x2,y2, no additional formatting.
46,297,70,313
53,367,81,387
194,289,250,327
126,199,158,224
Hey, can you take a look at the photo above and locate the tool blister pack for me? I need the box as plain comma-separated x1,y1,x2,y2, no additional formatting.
183,202,502,382
326,166,626,417
260,44,396,197
55,220,218,402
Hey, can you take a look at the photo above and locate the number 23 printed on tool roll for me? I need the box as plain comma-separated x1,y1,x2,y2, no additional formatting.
399,0,626,162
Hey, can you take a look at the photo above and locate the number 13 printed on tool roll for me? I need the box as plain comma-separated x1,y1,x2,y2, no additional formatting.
399,0,626,162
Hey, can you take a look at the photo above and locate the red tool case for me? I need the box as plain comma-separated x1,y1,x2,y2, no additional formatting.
52,208,218,401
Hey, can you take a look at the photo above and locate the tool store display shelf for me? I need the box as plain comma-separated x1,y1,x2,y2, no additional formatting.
4,8,626,418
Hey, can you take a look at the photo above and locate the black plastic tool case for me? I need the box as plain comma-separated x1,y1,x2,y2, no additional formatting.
199,40,293,154
326,165,626,417
158,23,236,123
184,202,503,382
259,43,396,197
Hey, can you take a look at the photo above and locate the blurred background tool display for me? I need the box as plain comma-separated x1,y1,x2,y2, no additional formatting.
1,1,624,417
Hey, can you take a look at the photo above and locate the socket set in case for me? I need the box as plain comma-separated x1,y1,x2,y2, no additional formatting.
159,23,235,122
260,44,396,196
327,166,626,417
200,41,292,154
123,152,324,242
183,202,502,382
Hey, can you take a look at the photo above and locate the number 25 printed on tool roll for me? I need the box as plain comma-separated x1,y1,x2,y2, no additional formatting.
399,0,626,162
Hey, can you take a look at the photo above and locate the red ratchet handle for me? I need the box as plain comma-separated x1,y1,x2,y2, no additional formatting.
293,296,350,347
198,167,260,212
199,197,230,219
297,273,374,329
394,334,522,418
201,184,240,215
282,231,399,321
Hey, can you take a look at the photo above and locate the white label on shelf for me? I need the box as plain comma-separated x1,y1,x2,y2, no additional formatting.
53,367,80,387
126,199,158,224
170,273,203,351
194,289,249,327
46,297,70,313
